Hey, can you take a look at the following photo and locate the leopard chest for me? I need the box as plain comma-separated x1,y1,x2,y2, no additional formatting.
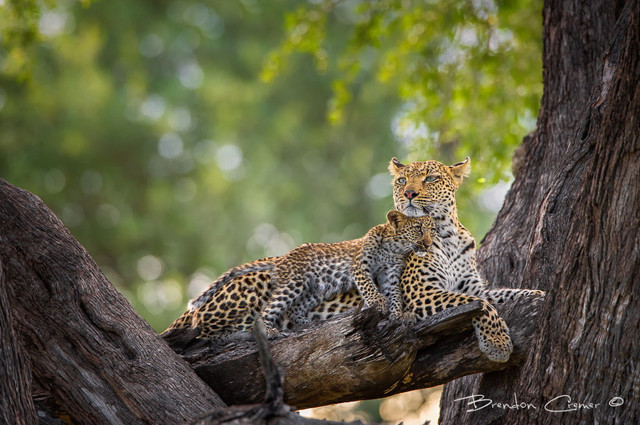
425,229,466,289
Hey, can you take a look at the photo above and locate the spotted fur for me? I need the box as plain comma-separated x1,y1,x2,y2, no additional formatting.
162,211,433,339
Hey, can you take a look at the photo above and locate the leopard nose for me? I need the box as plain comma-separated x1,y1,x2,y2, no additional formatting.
404,190,418,200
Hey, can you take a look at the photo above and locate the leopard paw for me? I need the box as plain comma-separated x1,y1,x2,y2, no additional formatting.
390,310,417,322
263,324,282,339
472,315,513,363
365,295,389,314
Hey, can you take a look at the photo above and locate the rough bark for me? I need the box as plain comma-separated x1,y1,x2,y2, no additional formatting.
0,179,225,424
174,293,542,410
477,0,623,286
0,262,38,425
440,1,640,424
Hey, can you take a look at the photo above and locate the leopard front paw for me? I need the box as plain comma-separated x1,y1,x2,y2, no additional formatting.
472,315,513,363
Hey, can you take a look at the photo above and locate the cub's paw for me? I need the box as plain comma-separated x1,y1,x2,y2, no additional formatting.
390,310,417,323
263,324,282,339
365,295,389,314
472,313,513,363
291,316,311,326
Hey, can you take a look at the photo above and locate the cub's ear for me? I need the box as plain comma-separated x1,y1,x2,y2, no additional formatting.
386,210,405,231
450,157,471,186
388,157,405,175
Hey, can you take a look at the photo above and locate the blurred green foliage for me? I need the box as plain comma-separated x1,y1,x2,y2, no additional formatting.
0,0,541,333
0,0,41,78
264,0,542,183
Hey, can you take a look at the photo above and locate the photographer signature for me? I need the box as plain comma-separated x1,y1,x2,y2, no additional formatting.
454,394,625,413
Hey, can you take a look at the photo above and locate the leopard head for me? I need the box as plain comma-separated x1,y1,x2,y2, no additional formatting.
388,157,470,218
386,210,433,256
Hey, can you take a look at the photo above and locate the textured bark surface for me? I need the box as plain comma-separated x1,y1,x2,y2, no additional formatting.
188,320,374,425
477,0,623,287
175,294,542,410
0,263,38,425
0,179,225,424
440,1,639,424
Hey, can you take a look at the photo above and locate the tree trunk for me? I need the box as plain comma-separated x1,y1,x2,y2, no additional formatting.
440,1,639,424
0,180,225,424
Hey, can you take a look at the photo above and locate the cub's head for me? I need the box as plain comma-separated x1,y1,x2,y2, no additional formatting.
386,210,433,256
388,157,470,218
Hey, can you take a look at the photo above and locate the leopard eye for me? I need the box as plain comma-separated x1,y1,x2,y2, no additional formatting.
396,177,407,185
425,175,439,183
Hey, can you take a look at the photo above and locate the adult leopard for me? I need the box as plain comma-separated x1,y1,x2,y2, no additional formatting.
310,157,544,362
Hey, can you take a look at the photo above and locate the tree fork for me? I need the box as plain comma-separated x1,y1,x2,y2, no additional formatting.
0,176,548,420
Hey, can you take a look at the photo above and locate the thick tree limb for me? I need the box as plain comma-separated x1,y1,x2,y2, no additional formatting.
0,179,225,424
176,294,543,410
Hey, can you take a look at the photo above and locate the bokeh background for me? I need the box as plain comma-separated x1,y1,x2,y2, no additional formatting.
0,0,541,423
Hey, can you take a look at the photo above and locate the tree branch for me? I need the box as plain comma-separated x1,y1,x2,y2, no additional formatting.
176,294,543,410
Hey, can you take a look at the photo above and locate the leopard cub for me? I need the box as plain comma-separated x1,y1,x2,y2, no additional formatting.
170,211,433,339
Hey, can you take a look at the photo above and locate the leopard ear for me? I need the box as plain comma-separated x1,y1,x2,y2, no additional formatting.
386,210,405,231
449,157,471,186
388,157,405,175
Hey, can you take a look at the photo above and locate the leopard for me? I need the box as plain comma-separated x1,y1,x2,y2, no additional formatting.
162,210,433,340
307,157,545,362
